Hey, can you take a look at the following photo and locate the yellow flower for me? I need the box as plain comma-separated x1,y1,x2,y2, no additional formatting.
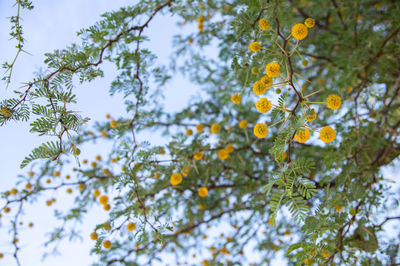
211,123,221,134
217,149,229,160
1,106,12,118
320,126,336,143
194,151,204,160
101,130,107,137
160,148,166,155
326,94,342,110
258,18,270,31
304,18,315,28
253,123,268,138
225,144,234,153
252,81,268,96
239,120,248,129
231,93,241,104
25,183,32,190
322,250,330,258
265,62,280,77
66,188,73,194
110,120,118,129
10,188,18,195
196,124,204,133
305,110,317,122
198,187,208,197
260,75,273,87
91,161,97,168
28,171,34,178
248,41,261,53
53,171,61,177
79,183,86,191
197,16,204,23
292,23,308,40
295,129,311,143
103,204,111,211
186,128,193,136
93,189,101,197
154,172,161,179
335,205,343,213
4,207,11,213
282,152,287,161
127,222,136,231
99,195,109,205
170,173,183,186
256,98,272,113
90,232,98,241
103,240,112,249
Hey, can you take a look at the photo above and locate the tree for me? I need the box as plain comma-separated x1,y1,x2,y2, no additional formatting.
1,0,399,265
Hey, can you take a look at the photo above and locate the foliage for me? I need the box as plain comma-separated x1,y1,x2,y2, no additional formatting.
1,0,400,265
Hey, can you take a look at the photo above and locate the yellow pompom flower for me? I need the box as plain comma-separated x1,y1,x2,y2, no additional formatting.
25,183,32,190
326,94,342,110
225,144,234,153
231,93,241,104
253,123,269,138
256,98,272,113
4,207,11,213
198,187,208,197
90,232,98,241
194,151,204,160
260,76,273,87
304,18,315,28
196,124,204,133
217,149,229,160
99,195,109,205
170,173,183,186
10,188,18,195
53,171,61,177
239,120,248,129
282,152,287,161
127,222,136,231
322,250,330,258
101,130,108,137
79,183,85,191
295,129,311,143
103,204,111,211
186,129,193,136
211,123,221,134
258,18,270,31
305,110,317,122
319,126,336,143
292,23,308,40
110,120,118,129
335,205,343,213
28,171,34,178
66,188,73,194
248,41,261,53
1,106,12,118
252,81,268,96
103,240,112,249
93,189,101,197
265,62,280,77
